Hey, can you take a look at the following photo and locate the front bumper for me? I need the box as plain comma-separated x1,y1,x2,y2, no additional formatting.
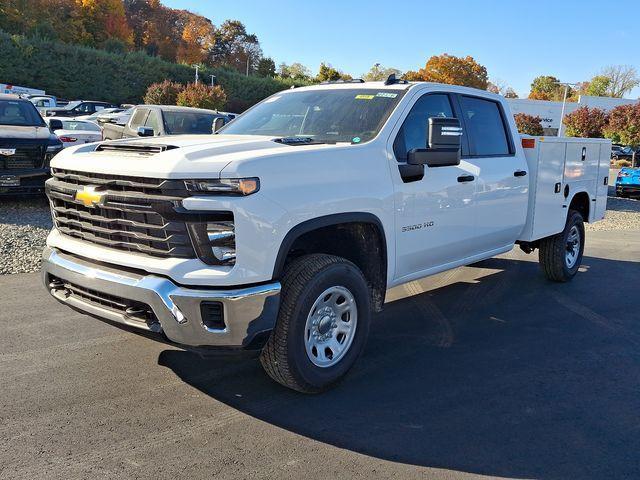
616,184,640,195
0,168,49,195
41,247,281,349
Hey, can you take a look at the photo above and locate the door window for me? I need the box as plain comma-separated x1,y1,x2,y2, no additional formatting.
393,94,455,160
459,96,511,156
130,108,149,128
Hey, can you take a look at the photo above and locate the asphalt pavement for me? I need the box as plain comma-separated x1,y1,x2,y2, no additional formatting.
1,230,639,479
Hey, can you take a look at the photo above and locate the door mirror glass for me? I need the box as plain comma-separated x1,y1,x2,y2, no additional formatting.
212,117,225,132
137,126,154,137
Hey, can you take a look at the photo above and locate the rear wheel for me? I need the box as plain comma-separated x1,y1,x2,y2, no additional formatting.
260,254,371,393
538,210,585,282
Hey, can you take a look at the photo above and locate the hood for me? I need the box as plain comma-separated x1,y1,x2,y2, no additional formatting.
0,125,52,141
50,134,343,178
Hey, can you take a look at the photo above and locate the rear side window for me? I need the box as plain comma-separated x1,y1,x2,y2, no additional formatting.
459,96,510,156
393,94,454,160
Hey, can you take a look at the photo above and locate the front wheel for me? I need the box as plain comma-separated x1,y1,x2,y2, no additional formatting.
260,254,371,393
538,210,585,282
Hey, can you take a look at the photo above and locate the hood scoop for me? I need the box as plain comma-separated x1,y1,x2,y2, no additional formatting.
272,137,327,146
95,143,178,155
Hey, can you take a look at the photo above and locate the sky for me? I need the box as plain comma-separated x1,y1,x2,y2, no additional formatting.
163,0,640,98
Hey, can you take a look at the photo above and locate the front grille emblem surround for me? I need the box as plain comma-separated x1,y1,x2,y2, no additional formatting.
75,186,106,208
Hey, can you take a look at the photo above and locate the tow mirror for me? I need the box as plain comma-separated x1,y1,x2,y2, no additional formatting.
407,117,462,168
137,126,154,137
212,117,225,133
49,119,63,132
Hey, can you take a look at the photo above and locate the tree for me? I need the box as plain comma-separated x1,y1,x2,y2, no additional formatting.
210,20,262,74
278,62,312,81
409,54,488,89
563,106,608,138
176,83,227,110
176,14,216,65
256,57,275,77
600,65,640,98
315,62,351,82
514,113,544,136
604,104,640,146
528,75,571,101
487,79,518,98
584,75,611,97
362,64,402,82
144,80,183,105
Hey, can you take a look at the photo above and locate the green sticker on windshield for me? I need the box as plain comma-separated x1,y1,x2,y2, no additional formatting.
352,137,361,143
355,94,375,100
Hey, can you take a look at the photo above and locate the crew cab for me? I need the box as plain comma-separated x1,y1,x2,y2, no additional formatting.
41,79,610,392
0,94,62,194
102,105,235,140
44,100,117,118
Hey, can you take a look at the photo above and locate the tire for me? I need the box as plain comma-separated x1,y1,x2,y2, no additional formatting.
538,210,585,282
260,254,371,393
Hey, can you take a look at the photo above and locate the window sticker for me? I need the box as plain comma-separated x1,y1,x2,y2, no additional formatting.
376,92,398,98
352,136,361,143
264,96,281,103
355,94,375,100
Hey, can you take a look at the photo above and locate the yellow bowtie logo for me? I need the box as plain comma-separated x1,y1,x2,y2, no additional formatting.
75,186,105,208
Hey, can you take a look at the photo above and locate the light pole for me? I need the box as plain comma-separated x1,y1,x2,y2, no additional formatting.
246,55,250,77
555,81,578,137
193,65,200,85
210,75,216,87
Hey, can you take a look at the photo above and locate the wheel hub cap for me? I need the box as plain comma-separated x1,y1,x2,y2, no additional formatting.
304,286,358,368
565,225,580,268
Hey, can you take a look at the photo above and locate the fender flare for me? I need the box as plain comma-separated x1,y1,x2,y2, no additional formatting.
271,212,388,280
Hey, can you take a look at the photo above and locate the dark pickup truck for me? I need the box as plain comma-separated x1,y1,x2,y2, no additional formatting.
102,105,235,140
0,94,63,195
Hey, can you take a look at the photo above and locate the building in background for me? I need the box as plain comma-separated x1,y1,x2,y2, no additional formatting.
0,83,45,96
507,96,640,136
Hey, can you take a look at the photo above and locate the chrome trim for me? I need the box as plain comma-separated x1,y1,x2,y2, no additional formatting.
41,247,281,348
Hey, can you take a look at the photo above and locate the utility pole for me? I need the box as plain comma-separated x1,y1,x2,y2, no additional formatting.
210,75,216,87
246,55,251,77
555,81,578,137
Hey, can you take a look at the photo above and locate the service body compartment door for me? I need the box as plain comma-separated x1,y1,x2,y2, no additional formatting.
594,143,611,221
530,141,567,239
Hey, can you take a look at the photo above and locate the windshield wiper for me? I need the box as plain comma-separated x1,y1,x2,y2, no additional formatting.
273,137,333,146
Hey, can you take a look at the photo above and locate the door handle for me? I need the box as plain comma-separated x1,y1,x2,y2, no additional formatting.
457,175,475,182
514,170,527,177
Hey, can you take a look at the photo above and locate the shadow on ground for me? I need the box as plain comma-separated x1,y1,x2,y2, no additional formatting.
159,254,640,479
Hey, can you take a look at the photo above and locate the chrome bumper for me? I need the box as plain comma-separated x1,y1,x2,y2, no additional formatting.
41,247,281,348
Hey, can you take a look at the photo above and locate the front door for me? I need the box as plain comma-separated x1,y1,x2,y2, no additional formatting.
390,92,479,281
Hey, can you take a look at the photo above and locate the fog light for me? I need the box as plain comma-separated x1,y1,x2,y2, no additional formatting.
206,221,235,265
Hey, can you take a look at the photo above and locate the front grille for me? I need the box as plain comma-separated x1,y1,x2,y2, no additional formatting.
0,145,45,170
49,275,158,327
47,168,196,259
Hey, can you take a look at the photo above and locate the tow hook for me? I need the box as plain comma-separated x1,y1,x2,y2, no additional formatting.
49,279,70,298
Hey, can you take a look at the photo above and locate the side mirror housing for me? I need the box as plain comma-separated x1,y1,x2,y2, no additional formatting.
407,117,462,168
137,126,154,137
212,116,225,133
49,119,63,131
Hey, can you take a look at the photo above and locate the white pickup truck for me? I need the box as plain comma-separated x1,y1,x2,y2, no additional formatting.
41,79,610,392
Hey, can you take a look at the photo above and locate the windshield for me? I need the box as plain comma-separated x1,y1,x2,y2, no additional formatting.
62,101,81,110
220,88,405,143
163,111,218,134
0,100,46,127
60,120,101,132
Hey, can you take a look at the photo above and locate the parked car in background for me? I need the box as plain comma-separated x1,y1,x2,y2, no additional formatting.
0,94,62,195
73,107,125,124
615,167,640,197
102,105,234,140
45,118,102,148
611,144,624,158
29,95,59,113
90,107,133,126
611,145,637,162
44,100,117,118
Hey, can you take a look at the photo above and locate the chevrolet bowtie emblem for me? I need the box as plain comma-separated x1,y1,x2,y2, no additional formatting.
75,186,105,208
0,148,16,156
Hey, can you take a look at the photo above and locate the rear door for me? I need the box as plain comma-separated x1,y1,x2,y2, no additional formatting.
456,95,529,252
389,91,479,281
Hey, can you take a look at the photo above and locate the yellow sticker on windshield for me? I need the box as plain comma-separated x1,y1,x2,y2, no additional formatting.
355,94,375,100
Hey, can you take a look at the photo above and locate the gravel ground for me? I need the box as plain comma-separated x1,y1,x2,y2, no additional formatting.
1,192,639,275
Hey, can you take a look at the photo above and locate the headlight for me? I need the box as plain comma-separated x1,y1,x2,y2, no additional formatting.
184,178,259,196
187,215,236,266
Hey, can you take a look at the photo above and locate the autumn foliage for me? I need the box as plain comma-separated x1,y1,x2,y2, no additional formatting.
143,80,183,105
562,107,608,138
514,113,544,136
405,54,488,90
604,104,640,146
176,83,227,110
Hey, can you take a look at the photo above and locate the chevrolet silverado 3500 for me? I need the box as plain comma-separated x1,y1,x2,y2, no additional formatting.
41,79,610,392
